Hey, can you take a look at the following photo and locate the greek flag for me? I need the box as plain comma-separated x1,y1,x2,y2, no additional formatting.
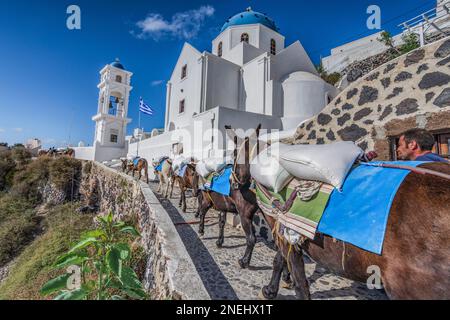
139,97,154,115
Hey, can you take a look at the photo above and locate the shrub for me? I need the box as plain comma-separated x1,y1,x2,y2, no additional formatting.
11,158,51,204
40,212,146,300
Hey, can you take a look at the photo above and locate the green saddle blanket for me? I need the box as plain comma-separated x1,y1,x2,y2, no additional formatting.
256,179,333,239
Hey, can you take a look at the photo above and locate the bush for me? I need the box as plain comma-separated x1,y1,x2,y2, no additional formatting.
11,158,51,204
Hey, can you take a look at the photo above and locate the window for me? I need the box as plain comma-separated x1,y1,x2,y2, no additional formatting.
115,75,122,83
434,132,450,159
218,42,223,57
110,134,118,143
270,39,276,55
241,33,249,43
179,99,185,114
181,65,187,79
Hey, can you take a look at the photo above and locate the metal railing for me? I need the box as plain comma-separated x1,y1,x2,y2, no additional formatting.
398,2,450,46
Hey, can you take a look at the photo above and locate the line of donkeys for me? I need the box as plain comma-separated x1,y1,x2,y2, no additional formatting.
120,124,450,300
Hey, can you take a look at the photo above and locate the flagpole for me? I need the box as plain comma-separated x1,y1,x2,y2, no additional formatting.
137,106,141,157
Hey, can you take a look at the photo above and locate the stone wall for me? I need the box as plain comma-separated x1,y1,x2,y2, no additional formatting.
81,162,210,300
292,37,450,160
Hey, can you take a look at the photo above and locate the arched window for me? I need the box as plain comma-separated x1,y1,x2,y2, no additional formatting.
115,75,122,83
270,39,276,55
241,33,249,43
218,42,223,57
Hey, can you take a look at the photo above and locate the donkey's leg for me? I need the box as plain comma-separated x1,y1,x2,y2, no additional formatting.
238,213,257,269
198,195,212,237
287,248,311,300
164,179,171,198
181,186,188,212
261,250,285,300
281,263,294,289
170,177,175,199
195,192,203,219
216,211,227,248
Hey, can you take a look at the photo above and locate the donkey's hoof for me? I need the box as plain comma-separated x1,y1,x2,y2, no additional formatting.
281,279,294,290
216,240,223,248
260,286,277,300
238,258,250,269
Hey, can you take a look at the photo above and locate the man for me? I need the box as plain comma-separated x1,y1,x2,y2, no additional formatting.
397,128,448,162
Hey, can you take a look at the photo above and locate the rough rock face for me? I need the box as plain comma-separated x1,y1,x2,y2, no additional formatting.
342,49,398,82
81,163,209,300
293,37,450,160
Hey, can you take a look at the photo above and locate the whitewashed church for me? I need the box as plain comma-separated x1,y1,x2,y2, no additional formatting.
74,8,338,166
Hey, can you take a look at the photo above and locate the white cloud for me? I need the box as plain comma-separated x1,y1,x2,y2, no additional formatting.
0,128,5,133
151,80,164,86
133,5,215,40
13,128,23,133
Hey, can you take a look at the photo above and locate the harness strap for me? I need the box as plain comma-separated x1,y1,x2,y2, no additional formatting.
205,191,218,210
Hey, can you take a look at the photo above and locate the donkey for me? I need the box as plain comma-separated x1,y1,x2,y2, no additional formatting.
153,158,173,198
169,162,199,213
257,158,450,299
121,158,149,183
196,124,263,269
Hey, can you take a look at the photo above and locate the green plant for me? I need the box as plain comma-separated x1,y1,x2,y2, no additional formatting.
316,61,342,86
399,32,420,54
378,31,401,55
40,212,146,300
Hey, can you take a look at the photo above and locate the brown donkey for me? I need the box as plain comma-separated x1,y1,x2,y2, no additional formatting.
259,162,450,300
170,162,199,213
121,158,149,183
196,125,262,269
153,158,173,198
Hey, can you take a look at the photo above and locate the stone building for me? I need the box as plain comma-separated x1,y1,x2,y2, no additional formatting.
291,37,450,161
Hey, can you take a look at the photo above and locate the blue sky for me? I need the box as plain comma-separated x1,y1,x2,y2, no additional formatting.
0,0,437,147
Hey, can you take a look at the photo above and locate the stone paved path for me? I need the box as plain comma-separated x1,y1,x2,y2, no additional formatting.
148,182,388,300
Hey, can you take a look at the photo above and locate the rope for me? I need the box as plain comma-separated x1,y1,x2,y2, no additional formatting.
360,162,450,181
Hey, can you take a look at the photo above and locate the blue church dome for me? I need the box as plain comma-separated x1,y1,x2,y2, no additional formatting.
111,58,125,70
221,8,278,32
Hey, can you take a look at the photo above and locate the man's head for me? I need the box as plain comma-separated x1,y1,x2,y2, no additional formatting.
397,128,435,160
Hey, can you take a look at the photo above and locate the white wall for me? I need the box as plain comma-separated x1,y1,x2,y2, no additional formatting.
205,54,240,111
281,72,338,130
166,43,202,132
73,146,95,161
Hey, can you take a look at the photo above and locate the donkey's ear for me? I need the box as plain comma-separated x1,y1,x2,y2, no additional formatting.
225,125,237,142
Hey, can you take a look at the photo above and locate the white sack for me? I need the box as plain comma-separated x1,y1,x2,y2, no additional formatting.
250,143,293,193
277,141,363,190
205,157,231,173
172,156,188,171
196,161,212,178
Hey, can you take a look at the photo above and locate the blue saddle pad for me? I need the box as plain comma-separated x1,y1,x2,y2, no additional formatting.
176,164,188,177
317,161,426,255
204,166,233,196
154,159,166,173
133,157,141,167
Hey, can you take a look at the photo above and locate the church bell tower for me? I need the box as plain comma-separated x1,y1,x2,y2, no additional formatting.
92,59,133,162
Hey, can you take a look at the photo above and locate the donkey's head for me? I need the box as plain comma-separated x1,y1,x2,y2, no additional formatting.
225,124,261,189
